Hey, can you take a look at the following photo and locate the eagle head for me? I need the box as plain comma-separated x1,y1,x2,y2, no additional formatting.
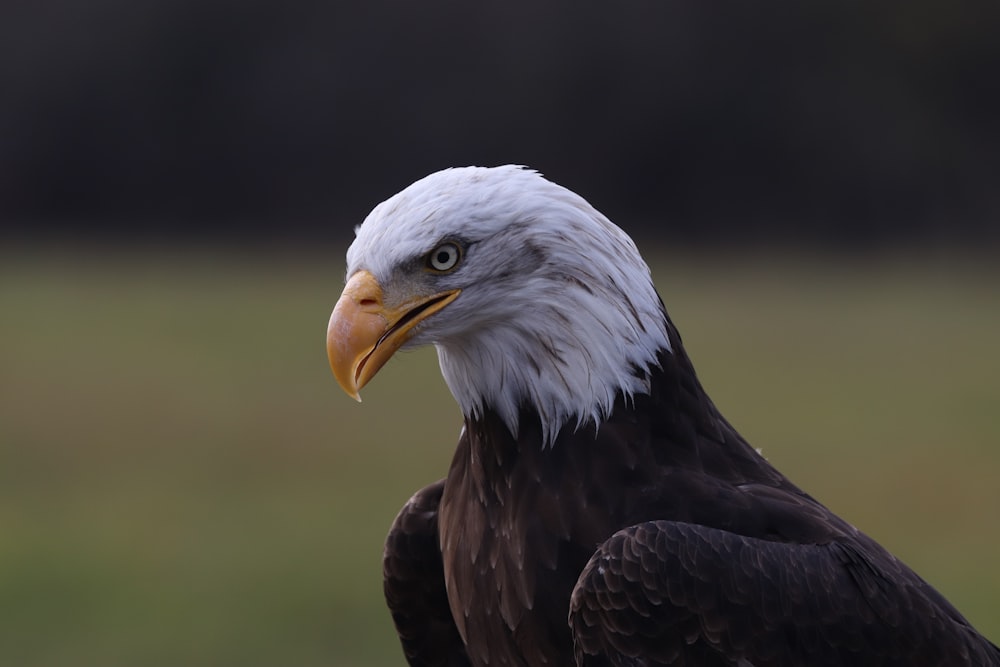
327,165,670,445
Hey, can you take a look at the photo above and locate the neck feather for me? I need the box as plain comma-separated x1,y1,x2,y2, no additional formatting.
436,278,671,447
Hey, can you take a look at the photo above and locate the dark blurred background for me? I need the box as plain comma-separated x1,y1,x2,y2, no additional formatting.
3,0,998,244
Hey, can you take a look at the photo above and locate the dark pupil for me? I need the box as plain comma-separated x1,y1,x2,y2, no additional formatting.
436,251,450,265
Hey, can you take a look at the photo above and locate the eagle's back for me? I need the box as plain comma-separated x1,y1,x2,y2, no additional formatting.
434,322,821,664
419,324,998,666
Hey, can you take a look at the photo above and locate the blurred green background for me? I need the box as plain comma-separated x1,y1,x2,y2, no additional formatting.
1,244,997,666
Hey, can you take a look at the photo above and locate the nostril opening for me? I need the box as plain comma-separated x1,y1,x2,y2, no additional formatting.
359,298,378,308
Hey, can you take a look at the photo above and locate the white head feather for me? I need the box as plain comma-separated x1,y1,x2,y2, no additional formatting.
345,165,671,446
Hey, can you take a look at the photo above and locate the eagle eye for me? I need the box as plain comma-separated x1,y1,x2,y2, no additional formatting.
427,242,462,273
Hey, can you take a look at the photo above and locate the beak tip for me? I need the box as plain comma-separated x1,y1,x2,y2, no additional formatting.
331,372,364,403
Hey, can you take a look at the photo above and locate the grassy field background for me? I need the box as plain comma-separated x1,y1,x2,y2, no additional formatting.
1,244,998,666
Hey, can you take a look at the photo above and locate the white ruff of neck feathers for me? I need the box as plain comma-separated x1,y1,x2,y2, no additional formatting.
416,169,672,447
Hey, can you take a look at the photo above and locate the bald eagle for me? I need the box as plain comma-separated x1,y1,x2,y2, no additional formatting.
326,166,999,666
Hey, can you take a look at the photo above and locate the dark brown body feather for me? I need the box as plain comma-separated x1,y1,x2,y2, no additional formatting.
383,317,1000,666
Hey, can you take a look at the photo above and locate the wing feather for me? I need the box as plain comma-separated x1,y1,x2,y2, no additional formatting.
569,521,999,666
383,480,470,667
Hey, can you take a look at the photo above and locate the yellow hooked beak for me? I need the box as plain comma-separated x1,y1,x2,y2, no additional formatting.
326,270,460,401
